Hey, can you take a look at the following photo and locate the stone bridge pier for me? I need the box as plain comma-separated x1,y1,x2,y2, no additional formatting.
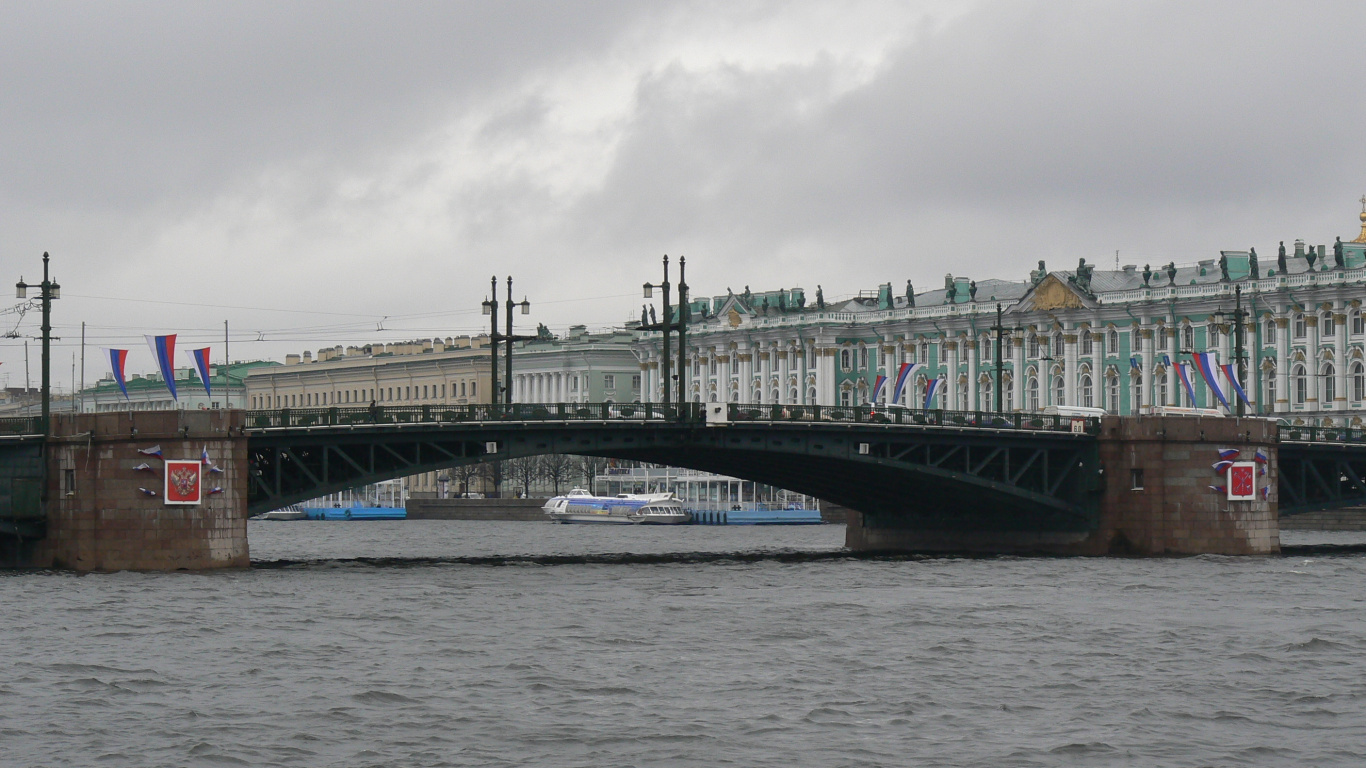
847,415,1279,556
30,411,250,572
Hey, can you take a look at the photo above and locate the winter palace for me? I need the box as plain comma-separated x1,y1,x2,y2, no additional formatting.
636,207,1366,426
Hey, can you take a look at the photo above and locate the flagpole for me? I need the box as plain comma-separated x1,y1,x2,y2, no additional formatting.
79,322,85,414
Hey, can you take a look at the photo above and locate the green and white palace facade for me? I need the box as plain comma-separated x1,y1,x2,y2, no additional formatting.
636,211,1366,426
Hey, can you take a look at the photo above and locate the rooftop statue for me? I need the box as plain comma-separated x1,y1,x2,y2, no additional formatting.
1334,236,1345,268
1218,253,1229,282
1249,247,1259,279
1166,262,1177,285
537,323,553,339
641,305,649,327
1142,264,1152,286
968,280,978,302
1305,244,1318,270
1278,241,1287,274
777,291,787,312
1072,258,1094,291
815,285,824,309
796,291,806,310
1029,260,1047,286
649,305,657,325
905,279,915,308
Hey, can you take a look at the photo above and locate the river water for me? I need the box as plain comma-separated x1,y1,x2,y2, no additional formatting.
3,521,1366,767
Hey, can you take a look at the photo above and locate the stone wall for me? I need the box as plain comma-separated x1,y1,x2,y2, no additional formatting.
31,411,249,572
1280,507,1366,531
406,498,547,521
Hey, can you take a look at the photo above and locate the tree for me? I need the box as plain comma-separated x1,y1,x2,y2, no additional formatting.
539,453,575,495
450,463,482,496
506,456,541,498
577,455,608,494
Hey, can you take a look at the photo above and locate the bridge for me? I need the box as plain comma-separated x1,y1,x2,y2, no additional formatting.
2,405,1364,570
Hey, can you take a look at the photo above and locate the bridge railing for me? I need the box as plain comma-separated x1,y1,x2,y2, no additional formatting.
0,417,43,437
1279,425,1366,444
245,402,705,429
724,403,1101,434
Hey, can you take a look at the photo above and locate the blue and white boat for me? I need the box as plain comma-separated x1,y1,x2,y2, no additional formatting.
595,467,824,525
305,506,406,521
543,489,690,525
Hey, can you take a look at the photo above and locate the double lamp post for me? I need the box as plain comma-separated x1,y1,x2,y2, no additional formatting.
15,252,60,435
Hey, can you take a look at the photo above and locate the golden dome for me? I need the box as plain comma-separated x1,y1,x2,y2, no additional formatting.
1357,195,1366,243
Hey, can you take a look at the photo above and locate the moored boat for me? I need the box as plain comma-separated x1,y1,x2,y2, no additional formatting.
543,489,690,524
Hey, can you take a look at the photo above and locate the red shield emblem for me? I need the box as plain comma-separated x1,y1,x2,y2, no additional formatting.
1227,462,1256,501
164,459,202,505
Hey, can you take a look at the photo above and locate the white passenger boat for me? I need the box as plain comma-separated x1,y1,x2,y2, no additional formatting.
542,489,690,525
255,505,308,521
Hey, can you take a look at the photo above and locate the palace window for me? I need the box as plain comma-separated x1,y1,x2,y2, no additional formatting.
808,387,817,404
1131,375,1142,415
1353,362,1364,402
790,387,799,404
1323,313,1335,335
1108,329,1119,355
1053,376,1065,407
981,377,992,410
920,341,930,362
1323,363,1336,404
1294,314,1306,339
859,347,869,370
1157,373,1168,407
1081,333,1093,356
709,358,717,376
1080,374,1094,409
1003,374,1014,411
1182,325,1194,350
1107,374,1119,412
731,356,739,374
604,374,616,390
956,380,968,408
1266,369,1275,407
840,388,851,407
1027,377,1039,411
1353,311,1364,336
1028,335,1040,358
1294,365,1307,404
1266,318,1276,340
840,349,851,370
632,374,642,389
1054,335,1065,358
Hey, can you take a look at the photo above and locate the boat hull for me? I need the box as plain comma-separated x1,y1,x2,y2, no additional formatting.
305,506,406,520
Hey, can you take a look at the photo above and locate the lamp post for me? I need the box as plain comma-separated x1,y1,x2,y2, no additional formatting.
641,255,690,409
989,303,1025,414
503,276,535,405
15,252,60,435
482,276,501,404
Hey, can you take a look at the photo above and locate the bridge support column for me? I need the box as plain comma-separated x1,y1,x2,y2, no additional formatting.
846,416,1279,556
26,411,250,572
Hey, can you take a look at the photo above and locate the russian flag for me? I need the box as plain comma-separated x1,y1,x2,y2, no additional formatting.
871,374,888,403
1220,363,1250,406
1191,352,1230,410
105,348,130,399
145,334,177,401
1253,449,1268,464
924,377,942,409
1173,360,1198,407
190,347,213,397
892,362,920,404
1219,448,1241,460
1213,460,1234,473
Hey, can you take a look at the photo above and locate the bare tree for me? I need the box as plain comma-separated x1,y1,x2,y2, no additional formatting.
450,462,482,496
506,456,541,498
577,455,608,494
539,453,575,495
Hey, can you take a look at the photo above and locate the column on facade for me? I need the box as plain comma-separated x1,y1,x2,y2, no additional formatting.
1165,325,1180,406
965,339,978,411
737,345,753,405
1305,315,1320,411
1335,308,1349,412
794,346,808,404
1062,330,1078,408
1276,316,1290,413
758,347,772,404
1011,334,1026,411
778,347,791,404
555,372,563,402
881,340,897,406
945,340,959,411
1140,328,1155,413
817,347,836,405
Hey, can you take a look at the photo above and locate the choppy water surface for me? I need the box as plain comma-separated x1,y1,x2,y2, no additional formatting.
3,522,1366,767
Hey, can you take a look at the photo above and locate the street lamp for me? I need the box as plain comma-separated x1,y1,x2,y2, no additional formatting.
503,276,536,405
640,255,689,409
14,252,60,435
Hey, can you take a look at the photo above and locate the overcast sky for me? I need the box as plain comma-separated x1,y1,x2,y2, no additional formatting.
3,0,1365,389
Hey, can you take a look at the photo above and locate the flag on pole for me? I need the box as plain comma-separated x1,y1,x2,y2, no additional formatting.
1253,449,1268,464
1129,356,1141,370
137,445,163,458
1220,363,1250,406
190,347,212,397
871,374,888,403
1219,448,1241,460
105,348,130,399
1213,460,1235,474
1191,352,1230,410
145,334,178,401
892,362,921,404
924,377,942,409
1173,360,1198,407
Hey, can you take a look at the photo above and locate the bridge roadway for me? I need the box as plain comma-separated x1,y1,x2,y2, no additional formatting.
245,403,1104,531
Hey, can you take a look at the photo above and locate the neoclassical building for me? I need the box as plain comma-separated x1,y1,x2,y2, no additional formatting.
510,325,641,404
636,210,1366,426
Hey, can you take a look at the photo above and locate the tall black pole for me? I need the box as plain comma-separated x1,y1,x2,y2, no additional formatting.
994,303,1004,414
677,256,688,409
661,256,671,406
505,276,514,406
40,253,52,435
1234,285,1246,418
488,275,500,405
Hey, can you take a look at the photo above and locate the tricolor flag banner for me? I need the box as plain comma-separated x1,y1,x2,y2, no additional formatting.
1213,460,1235,474
1208,485,1227,494
1253,449,1269,464
924,378,942,410
1129,356,1141,370
1191,352,1231,410
1174,360,1198,407
871,374,888,403
1227,461,1257,501
190,347,213,397
1220,363,1250,406
137,445,163,458
1219,448,1241,460
201,446,211,466
892,362,921,404
105,349,131,399
145,334,178,401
